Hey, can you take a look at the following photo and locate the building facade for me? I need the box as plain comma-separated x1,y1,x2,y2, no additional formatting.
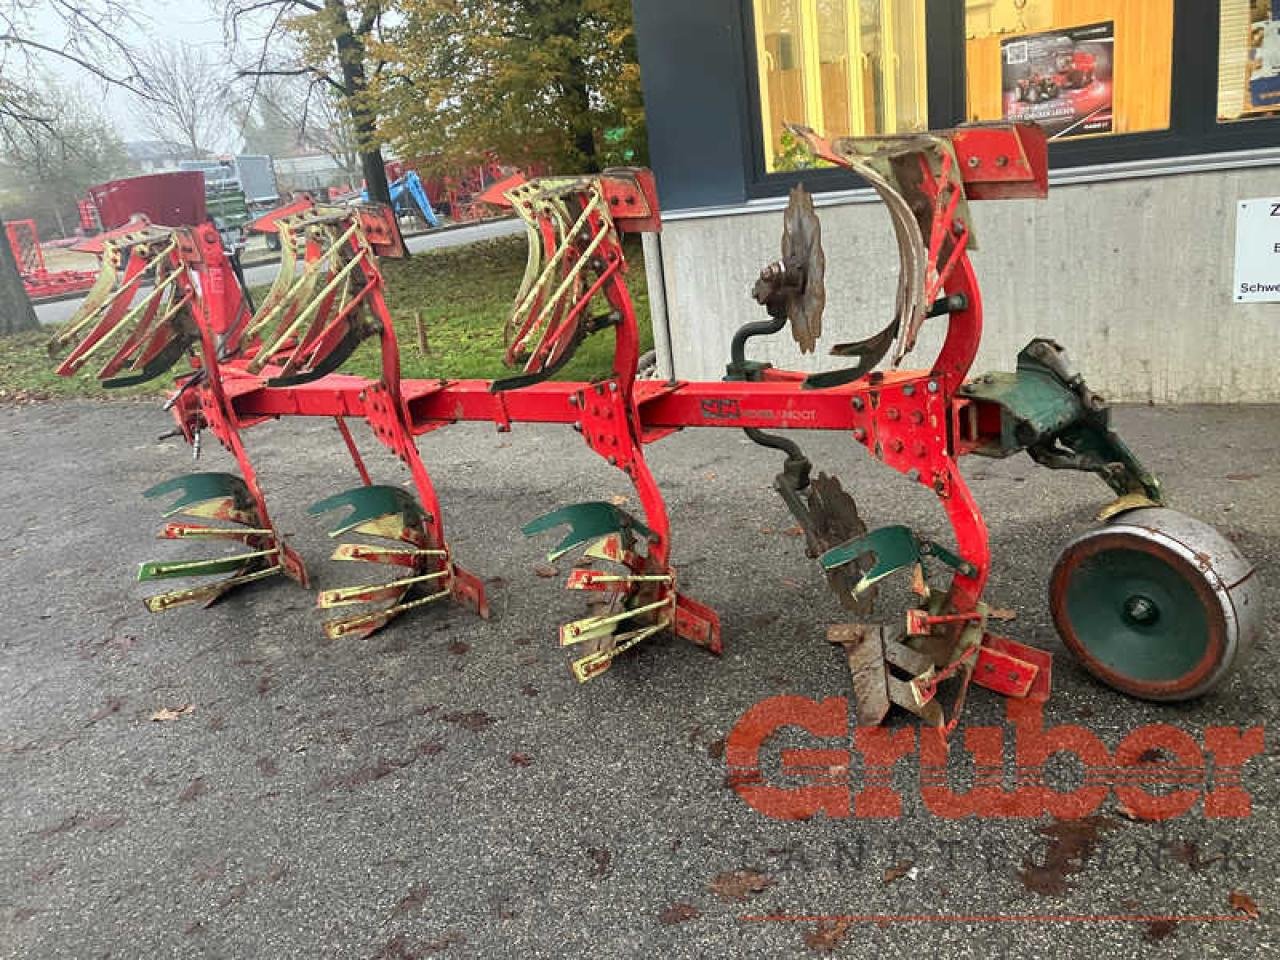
633,0,1280,401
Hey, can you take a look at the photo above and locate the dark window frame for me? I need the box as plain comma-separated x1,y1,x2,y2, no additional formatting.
740,0,1280,200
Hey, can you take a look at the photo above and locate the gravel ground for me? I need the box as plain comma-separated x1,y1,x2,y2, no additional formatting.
0,399,1276,959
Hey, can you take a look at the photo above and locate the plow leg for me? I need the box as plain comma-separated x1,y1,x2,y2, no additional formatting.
308,376,489,641
523,370,721,681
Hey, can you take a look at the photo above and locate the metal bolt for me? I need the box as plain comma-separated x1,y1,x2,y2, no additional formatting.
609,382,618,393
608,455,617,466
1123,595,1160,626
908,469,920,482
910,411,924,425
853,428,867,442
903,384,915,397
927,380,939,394
967,155,980,168
852,397,864,411
572,422,582,432
569,395,579,407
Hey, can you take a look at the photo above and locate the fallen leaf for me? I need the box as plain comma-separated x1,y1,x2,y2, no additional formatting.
803,919,851,953
709,869,772,902
588,847,611,878
707,737,726,761
608,494,629,506
391,883,431,918
447,640,470,655
151,704,195,722
782,525,804,537
658,902,700,924
1225,473,1260,481
422,931,466,951
987,607,1017,622
1144,919,1178,942
1114,798,1155,822
882,860,915,885
1229,891,1260,919
780,577,803,591
1169,840,1220,872
533,562,559,578
178,777,208,803
443,710,496,732
88,696,126,725
510,753,533,767
29,861,63,883
1017,816,1117,896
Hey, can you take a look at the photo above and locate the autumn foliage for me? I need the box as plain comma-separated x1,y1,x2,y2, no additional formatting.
370,0,645,174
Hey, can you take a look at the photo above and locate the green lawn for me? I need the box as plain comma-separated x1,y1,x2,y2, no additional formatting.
1,234,653,401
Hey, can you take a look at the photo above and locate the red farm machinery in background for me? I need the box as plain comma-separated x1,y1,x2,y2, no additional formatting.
10,172,209,303
5,219,99,300
44,122,1258,734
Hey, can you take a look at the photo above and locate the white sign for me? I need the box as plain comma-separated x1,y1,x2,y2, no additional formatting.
1234,197,1280,303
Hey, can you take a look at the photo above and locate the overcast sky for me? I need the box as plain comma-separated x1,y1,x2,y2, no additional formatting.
34,0,249,150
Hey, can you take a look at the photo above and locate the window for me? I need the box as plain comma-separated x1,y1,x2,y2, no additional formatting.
964,0,1173,140
1218,0,1280,122
753,0,928,170
733,0,1280,197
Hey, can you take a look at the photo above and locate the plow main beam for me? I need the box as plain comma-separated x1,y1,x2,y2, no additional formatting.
228,372,948,437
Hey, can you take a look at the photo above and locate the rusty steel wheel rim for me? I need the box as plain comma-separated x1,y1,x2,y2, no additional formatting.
1050,525,1231,701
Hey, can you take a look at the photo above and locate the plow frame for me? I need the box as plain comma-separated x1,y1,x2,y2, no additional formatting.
49,121,1251,729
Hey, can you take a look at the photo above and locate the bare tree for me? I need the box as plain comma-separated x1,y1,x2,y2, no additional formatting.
242,75,359,184
0,0,152,333
0,84,129,237
135,43,230,158
224,0,391,204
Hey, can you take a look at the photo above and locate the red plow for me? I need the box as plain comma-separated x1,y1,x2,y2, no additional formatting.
46,123,1259,731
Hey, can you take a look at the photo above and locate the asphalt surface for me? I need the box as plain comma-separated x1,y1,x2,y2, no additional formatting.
32,218,526,328
0,400,1276,959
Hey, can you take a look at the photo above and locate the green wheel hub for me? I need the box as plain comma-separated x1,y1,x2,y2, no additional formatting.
1060,547,1209,685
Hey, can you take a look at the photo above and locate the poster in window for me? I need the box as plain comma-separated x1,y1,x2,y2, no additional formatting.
1248,2,1280,114
1000,21,1115,139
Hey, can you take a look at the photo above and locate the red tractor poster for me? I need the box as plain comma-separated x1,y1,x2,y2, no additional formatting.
1001,21,1114,139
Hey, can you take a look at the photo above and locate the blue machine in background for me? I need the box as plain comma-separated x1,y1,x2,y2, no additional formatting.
364,170,439,228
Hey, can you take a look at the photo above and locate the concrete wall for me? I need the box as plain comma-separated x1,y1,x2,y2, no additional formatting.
657,166,1280,402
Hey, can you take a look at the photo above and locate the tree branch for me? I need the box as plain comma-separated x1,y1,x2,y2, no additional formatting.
238,66,347,97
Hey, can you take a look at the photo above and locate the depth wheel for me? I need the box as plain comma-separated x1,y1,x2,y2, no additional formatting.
1050,508,1259,701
